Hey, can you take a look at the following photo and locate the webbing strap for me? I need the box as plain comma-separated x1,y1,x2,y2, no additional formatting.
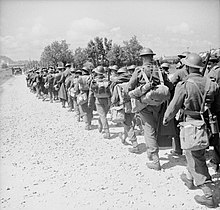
184,77,211,116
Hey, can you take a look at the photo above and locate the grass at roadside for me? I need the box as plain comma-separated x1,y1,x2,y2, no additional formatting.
0,68,13,86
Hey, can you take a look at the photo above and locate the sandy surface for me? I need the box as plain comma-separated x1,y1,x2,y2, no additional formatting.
0,75,220,210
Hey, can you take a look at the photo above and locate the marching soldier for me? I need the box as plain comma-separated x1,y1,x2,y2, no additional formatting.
45,67,55,103
206,56,220,172
73,70,83,121
57,65,68,108
163,53,220,208
65,68,76,111
170,51,191,85
89,66,111,139
111,67,139,152
127,48,172,170
75,67,93,130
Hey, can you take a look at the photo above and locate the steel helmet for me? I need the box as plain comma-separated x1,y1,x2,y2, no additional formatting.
75,69,82,74
70,68,75,73
128,65,136,70
177,51,190,58
94,66,105,74
161,63,169,68
140,48,156,56
117,67,128,74
209,56,218,63
110,65,119,71
65,63,71,67
182,53,203,69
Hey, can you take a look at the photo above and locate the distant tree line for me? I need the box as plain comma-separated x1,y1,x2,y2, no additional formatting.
27,36,144,69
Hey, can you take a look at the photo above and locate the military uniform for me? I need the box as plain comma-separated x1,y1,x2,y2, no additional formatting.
207,60,220,171
89,66,111,138
163,53,220,208
45,70,54,103
111,67,138,150
75,68,93,130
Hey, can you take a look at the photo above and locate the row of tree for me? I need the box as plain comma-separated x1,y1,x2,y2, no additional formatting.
31,36,144,69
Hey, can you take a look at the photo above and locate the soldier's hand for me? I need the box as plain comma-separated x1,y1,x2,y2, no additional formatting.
151,76,160,87
163,118,169,126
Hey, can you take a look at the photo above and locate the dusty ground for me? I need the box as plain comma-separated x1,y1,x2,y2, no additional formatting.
0,74,220,210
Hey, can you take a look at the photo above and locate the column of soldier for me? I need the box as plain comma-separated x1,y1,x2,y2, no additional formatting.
26,48,220,208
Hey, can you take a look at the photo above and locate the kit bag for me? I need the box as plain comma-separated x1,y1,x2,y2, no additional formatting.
44,82,49,89
91,79,111,99
179,78,211,151
140,67,170,106
69,87,77,98
77,92,88,105
78,76,89,91
111,85,125,123
179,120,210,151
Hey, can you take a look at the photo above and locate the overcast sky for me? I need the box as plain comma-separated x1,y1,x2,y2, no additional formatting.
0,0,219,61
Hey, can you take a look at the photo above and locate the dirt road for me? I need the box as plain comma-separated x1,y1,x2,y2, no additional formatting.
0,75,219,210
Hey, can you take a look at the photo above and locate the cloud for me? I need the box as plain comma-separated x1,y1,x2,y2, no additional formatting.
0,17,49,60
166,22,194,35
110,27,120,32
66,17,107,48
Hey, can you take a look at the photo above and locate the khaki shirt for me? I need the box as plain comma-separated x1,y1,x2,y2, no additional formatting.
164,73,220,123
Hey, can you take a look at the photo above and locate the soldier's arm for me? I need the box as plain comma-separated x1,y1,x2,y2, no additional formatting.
163,82,186,124
66,78,71,89
111,85,119,105
170,70,180,86
57,73,63,84
127,68,139,91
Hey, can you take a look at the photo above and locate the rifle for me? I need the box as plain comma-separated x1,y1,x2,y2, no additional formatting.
201,52,211,76
107,67,111,81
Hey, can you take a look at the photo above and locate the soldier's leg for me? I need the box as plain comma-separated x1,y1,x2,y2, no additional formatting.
96,101,110,138
48,89,53,103
125,113,139,152
68,95,74,111
184,149,214,207
171,119,183,155
210,145,220,172
80,103,91,130
139,106,161,170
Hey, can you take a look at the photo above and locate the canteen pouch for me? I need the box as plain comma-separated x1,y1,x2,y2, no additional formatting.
179,120,209,151
44,82,49,89
69,87,77,98
33,82,37,88
111,105,125,123
91,80,111,98
77,92,88,105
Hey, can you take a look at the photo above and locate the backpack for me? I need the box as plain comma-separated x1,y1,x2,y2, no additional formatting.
78,75,89,91
115,83,132,113
91,78,111,98
140,67,170,106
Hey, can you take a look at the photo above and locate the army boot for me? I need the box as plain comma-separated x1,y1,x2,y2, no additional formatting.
194,195,215,208
128,141,139,153
180,173,195,190
146,153,161,171
194,183,215,208
85,124,91,130
118,133,129,145
103,129,110,139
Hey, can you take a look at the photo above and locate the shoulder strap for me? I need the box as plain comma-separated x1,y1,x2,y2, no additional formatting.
140,68,150,83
